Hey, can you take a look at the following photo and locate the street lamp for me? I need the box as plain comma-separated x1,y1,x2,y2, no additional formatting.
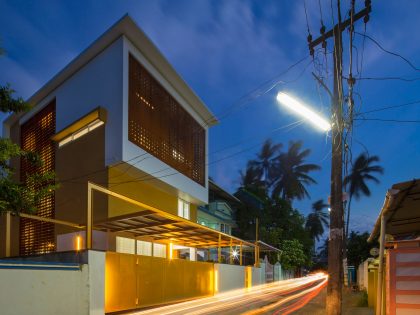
276,92,331,132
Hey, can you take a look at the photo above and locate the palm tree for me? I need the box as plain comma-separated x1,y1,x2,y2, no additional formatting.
271,141,320,202
239,162,263,188
249,139,282,187
344,153,384,239
305,199,329,243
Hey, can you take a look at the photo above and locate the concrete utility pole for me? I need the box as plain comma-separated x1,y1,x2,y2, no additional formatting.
308,1,371,314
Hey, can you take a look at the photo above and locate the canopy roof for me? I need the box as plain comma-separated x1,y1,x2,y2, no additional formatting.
90,183,254,248
368,179,420,242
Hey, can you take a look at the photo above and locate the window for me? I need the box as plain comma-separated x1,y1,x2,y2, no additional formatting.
137,240,152,256
116,236,135,254
178,199,190,219
220,223,230,234
153,243,166,258
128,54,205,185
58,119,104,147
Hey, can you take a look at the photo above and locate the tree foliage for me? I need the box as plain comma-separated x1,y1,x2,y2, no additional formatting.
305,199,329,242
279,239,306,271
344,153,384,238
347,231,378,268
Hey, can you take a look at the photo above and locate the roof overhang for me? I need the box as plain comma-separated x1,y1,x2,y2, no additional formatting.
3,14,218,129
368,179,420,242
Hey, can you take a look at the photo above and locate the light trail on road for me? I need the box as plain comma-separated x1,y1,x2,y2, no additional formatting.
128,273,328,315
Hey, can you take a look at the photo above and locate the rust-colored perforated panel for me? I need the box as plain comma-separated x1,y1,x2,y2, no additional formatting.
128,54,205,186
20,101,56,255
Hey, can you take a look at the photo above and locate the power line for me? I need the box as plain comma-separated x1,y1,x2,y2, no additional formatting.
358,99,420,115
354,118,420,123
355,31,420,72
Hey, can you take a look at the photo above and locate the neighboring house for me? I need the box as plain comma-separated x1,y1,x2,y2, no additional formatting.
0,15,263,314
366,179,420,315
198,180,241,235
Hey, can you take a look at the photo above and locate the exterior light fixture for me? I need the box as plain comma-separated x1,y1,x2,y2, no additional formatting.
232,249,239,259
276,92,331,132
76,235,82,251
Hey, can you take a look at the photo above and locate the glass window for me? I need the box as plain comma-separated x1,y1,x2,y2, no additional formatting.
153,243,166,258
137,240,152,256
178,199,190,219
116,236,135,254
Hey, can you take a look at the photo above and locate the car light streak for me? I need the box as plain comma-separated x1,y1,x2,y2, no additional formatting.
129,273,327,315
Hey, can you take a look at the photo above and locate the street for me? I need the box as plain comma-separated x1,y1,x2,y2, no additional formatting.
128,274,328,315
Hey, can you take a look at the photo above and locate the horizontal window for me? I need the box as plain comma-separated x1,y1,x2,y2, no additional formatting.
58,119,104,147
116,236,135,254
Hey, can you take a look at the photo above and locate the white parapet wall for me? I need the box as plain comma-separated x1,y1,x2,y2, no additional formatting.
214,263,246,293
0,250,105,315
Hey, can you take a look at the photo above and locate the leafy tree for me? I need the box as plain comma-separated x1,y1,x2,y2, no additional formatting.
271,141,320,202
248,139,282,186
280,239,306,271
0,50,56,214
305,199,329,242
347,231,378,268
344,153,384,238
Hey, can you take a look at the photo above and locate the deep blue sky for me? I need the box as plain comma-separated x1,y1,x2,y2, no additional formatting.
1,0,419,234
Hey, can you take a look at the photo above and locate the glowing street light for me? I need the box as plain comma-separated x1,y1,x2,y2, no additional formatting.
276,92,331,132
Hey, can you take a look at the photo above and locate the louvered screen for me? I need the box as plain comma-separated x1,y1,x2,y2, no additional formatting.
20,101,56,255
128,54,205,186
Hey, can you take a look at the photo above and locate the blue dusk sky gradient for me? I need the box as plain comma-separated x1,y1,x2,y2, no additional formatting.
1,0,419,235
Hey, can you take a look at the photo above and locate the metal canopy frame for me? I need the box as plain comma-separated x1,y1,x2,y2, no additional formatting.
87,182,256,265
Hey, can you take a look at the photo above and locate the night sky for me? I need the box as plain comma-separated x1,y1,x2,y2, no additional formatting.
1,0,419,235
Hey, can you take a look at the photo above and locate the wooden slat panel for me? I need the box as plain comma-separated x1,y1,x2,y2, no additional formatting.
128,54,205,186
20,101,56,255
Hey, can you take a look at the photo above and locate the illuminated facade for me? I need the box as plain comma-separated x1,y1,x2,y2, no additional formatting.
0,15,270,314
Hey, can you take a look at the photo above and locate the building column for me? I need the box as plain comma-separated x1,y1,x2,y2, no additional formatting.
240,242,243,266
229,238,233,264
5,211,11,257
218,234,222,263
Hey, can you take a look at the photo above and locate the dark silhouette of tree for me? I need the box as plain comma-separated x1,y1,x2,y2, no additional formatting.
305,199,329,242
249,139,282,187
344,153,384,238
271,141,320,202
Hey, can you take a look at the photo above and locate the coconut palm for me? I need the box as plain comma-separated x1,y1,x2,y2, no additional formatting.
344,153,384,239
248,139,282,187
271,141,320,202
239,162,263,188
305,199,329,242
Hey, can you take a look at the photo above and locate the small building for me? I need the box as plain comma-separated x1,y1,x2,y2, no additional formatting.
367,179,420,315
198,180,240,235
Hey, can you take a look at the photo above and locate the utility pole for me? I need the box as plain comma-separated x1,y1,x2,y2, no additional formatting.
308,1,371,314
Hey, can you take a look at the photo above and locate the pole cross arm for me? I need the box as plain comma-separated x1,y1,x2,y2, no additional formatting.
308,6,371,51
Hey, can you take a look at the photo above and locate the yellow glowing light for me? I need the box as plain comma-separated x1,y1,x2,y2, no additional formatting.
169,243,173,260
214,270,218,293
76,235,82,251
276,92,331,132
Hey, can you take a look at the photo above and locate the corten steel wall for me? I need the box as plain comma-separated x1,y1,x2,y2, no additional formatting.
128,54,205,186
20,101,56,255
105,252,214,313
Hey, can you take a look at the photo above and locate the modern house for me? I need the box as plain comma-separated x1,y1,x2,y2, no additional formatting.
0,15,270,315
365,179,420,315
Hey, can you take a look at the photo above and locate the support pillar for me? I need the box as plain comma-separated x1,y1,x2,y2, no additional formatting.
5,211,11,257
229,238,233,264
218,234,222,263
240,242,243,266
87,183,93,250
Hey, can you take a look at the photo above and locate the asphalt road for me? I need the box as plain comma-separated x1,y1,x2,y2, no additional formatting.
129,274,328,315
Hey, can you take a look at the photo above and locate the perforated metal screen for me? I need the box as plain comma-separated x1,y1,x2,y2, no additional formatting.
128,54,205,186
20,101,56,255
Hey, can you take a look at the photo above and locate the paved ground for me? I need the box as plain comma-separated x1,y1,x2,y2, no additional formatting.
128,275,328,315
293,287,374,315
